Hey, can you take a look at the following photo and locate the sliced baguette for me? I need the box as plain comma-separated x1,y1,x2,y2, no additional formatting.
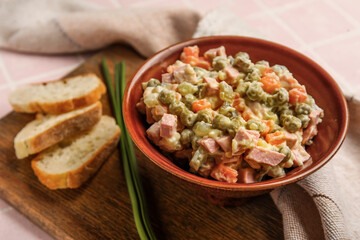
14,102,102,159
31,116,120,190
9,73,106,114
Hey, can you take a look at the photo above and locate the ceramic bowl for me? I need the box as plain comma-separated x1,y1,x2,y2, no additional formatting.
123,36,348,204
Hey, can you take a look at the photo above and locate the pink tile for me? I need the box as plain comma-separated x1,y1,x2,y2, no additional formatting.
0,209,52,240
1,50,81,82
261,0,296,8
190,0,233,14
0,88,12,119
276,1,355,44
313,34,360,87
334,0,360,23
244,16,302,49
231,0,261,17
0,67,8,85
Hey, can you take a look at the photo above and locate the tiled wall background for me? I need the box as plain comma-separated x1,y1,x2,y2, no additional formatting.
0,0,359,239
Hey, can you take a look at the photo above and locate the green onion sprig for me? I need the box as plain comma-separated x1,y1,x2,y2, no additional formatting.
101,59,156,240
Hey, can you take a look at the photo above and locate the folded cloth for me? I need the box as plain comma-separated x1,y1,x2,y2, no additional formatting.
0,1,358,239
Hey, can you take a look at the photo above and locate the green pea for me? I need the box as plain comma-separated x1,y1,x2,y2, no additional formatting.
195,83,207,99
263,110,279,124
169,101,185,116
180,109,198,127
142,78,160,89
279,146,291,161
212,56,229,71
212,114,233,132
295,103,311,115
197,109,213,123
282,115,302,133
235,80,250,97
279,108,294,123
264,94,276,107
193,121,213,137
233,52,253,73
246,119,266,133
273,88,289,105
178,82,198,96
158,89,175,105
183,94,197,109
297,114,310,128
180,129,195,145
218,102,236,118
246,82,266,102
229,115,246,136
244,68,261,82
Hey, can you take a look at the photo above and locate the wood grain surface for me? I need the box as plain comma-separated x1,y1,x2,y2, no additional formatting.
0,45,283,240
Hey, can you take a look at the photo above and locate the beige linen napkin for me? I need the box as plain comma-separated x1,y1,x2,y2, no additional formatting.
0,1,358,239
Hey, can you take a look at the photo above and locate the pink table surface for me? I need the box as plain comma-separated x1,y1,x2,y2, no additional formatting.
0,0,359,239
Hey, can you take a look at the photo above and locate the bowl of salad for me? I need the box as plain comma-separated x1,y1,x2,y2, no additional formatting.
123,36,348,203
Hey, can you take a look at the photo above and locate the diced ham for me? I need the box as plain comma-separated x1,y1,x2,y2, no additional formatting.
233,128,260,153
302,109,324,144
198,137,219,154
216,135,232,152
245,147,285,167
224,66,240,80
203,77,219,95
284,131,298,149
237,168,256,183
210,164,238,183
160,114,177,138
204,46,226,61
146,107,155,124
146,122,161,145
292,146,311,167
136,98,146,114
161,72,174,83
173,65,197,84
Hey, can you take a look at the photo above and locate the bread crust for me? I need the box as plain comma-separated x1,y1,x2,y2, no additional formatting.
10,73,106,114
15,102,103,159
31,128,120,190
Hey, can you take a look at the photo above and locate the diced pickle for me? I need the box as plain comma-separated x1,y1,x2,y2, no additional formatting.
212,56,229,71
233,52,253,73
190,147,208,172
193,121,213,137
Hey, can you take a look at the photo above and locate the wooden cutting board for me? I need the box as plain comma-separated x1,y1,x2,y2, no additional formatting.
0,45,284,240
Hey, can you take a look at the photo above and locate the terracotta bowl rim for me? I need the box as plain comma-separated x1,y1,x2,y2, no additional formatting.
123,35,349,191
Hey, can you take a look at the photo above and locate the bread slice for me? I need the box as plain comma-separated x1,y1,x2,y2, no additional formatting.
9,73,106,114
14,102,102,159
31,116,120,189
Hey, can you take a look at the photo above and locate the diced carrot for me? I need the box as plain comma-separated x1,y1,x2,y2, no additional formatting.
181,55,199,66
232,93,246,112
210,164,238,183
289,87,307,105
195,57,211,70
261,120,272,137
265,131,286,145
262,67,274,77
241,108,255,121
192,99,212,112
261,75,281,93
183,46,199,58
